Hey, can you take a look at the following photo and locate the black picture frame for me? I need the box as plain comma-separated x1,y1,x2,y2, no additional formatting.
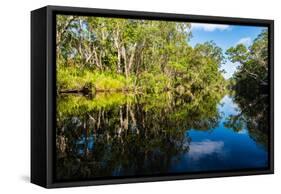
31,5,274,188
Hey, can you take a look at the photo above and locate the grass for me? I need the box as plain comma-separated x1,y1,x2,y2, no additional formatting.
57,67,135,91
57,66,226,95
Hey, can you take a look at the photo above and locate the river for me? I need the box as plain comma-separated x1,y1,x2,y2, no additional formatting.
55,93,268,181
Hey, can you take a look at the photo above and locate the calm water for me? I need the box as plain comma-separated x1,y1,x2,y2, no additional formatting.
56,93,268,181
171,95,268,173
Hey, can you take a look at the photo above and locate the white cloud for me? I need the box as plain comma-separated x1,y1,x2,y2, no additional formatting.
237,37,252,46
221,61,240,79
188,140,224,160
191,23,230,32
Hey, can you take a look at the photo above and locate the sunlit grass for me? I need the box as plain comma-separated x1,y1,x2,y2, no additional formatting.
57,67,135,91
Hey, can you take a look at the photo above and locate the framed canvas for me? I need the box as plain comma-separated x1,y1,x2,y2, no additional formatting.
31,5,274,188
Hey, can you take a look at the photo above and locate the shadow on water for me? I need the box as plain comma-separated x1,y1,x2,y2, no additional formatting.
55,89,269,181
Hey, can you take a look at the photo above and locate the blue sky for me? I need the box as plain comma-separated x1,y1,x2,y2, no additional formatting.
188,23,267,79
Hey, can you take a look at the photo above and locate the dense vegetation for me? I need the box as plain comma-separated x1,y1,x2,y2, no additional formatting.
226,30,268,92
225,30,269,147
56,15,269,180
57,15,226,95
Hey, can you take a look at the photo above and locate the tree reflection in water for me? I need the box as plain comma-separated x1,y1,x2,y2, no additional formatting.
224,84,269,149
56,87,269,181
56,90,223,181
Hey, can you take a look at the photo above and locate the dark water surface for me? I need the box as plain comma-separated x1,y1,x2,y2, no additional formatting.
56,92,268,181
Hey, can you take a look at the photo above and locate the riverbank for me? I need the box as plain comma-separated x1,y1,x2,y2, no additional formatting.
57,67,226,96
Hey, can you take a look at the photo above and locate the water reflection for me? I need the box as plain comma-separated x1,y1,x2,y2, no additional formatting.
188,140,224,161
56,91,268,181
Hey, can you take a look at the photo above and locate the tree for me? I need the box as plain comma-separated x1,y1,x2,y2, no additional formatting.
56,15,226,94
226,30,268,86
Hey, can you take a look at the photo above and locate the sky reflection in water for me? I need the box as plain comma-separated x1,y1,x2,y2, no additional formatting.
56,94,268,181
170,95,268,173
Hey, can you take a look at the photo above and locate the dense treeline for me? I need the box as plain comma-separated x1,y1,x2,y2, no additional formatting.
57,15,226,94
56,16,270,179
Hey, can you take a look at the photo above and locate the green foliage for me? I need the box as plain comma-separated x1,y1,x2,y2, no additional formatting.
57,66,135,91
89,72,131,90
226,44,249,64
56,15,226,95
195,41,225,65
138,72,170,93
57,66,86,90
224,30,269,148
226,30,268,88
55,16,269,180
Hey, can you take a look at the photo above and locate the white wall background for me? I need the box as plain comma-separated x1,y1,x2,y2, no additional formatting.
0,0,279,193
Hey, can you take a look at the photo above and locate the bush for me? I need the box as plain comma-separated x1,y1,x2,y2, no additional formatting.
138,72,171,93
57,67,135,91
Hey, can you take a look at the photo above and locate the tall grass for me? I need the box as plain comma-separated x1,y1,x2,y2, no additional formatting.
57,67,135,91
